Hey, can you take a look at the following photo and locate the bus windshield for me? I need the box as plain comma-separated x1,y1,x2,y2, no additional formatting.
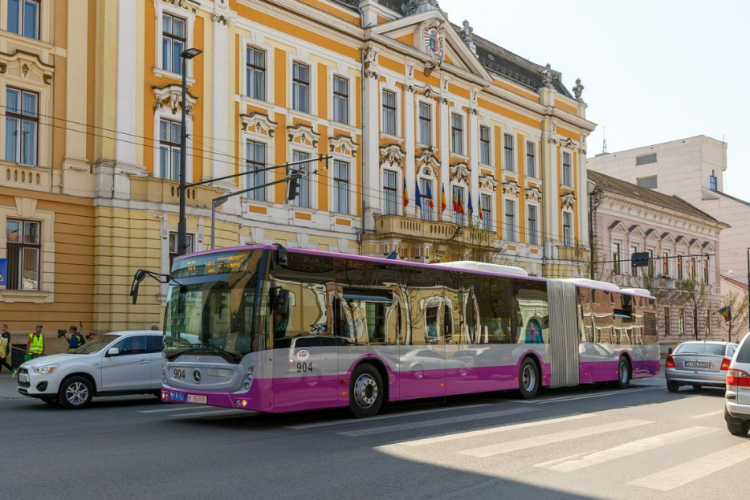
163,250,266,363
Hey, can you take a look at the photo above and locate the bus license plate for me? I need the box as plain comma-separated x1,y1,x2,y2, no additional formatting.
684,361,710,369
187,395,207,404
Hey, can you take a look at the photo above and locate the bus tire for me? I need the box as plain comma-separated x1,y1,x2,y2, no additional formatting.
349,364,384,418
517,358,540,400
615,356,631,389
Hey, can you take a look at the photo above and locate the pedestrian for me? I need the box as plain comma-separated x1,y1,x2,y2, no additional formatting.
0,323,14,378
65,325,85,353
150,325,160,331
26,324,45,360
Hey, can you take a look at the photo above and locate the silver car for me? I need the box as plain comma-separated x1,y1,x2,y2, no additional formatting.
725,332,750,435
665,341,737,392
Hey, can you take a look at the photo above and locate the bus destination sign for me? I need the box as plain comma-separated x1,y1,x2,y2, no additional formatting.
172,251,250,278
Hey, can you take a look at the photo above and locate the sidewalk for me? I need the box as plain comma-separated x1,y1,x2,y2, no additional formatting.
0,375,23,400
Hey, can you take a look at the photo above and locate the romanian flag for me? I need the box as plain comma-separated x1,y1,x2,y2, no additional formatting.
457,189,464,215
478,196,483,220
426,182,434,210
403,178,409,207
452,188,459,213
441,184,447,213
719,306,732,322
467,191,474,218
415,181,422,210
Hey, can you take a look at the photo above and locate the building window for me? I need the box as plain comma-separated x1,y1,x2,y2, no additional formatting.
451,114,464,155
418,102,432,146
664,306,671,335
420,178,434,221
159,119,181,180
526,141,536,178
245,47,266,101
383,170,397,215
709,170,717,192
333,160,349,214
332,76,349,125
562,152,573,187
452,185,464,225
703,259,709,284
292,62,310,114
691,257,697,280
479,126,491,164
7,0,40,40
4,88,38,166
662,251,670,277
162,13,187,75
648,249,655,276
562,212,573,247
6,219,40,290
613,243,622,275
527,205,538,246
168,232,194,271
677,254,684,280
630,245,639,277
504,200,516,242
636,153,657,166
637,176,658,189
245,140,266,201
503,134,514,172
382,90,397,136
481,194,492,232
290,151,310,208
679,308,685,335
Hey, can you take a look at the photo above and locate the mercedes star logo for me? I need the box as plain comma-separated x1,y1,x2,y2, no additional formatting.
193,369,202,384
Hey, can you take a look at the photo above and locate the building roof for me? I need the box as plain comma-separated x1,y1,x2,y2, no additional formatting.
589,170,725,225
721,275,748,291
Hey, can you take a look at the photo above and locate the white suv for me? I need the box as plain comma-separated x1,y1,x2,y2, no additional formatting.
725,331,750,435
17,331,163,409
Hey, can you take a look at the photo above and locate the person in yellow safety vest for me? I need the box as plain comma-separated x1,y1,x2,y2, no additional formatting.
26,324,44,360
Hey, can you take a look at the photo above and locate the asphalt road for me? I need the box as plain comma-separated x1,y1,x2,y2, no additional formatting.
1,373,747,500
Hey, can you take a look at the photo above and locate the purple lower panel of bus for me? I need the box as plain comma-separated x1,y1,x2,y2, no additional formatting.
632,359,661,379
578,359,661,384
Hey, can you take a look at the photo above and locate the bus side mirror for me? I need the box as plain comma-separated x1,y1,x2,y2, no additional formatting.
276,289,290,315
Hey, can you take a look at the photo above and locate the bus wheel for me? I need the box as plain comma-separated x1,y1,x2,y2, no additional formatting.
517,358,539,400
615,357,631,389
349,364,384,418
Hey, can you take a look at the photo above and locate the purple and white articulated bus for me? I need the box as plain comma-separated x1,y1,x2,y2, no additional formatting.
158,245,660,417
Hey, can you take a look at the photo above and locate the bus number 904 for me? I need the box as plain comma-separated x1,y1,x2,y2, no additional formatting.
173,368,186,380
296,362,313,373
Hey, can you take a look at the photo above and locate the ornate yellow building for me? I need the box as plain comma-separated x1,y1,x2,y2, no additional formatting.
0,0,595,343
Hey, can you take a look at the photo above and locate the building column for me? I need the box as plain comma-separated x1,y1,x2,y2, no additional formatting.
468,109,480,216
64,0,89,171
362,49,381,231
404,86,416,218
212,15,232,187
115,0,137,168
439,91,450,222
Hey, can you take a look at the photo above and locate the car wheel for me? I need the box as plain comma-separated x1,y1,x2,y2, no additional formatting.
727,421,750,436
517,358,540,400
349,364,384,418
59,376,93,410
40,397,58,406
615,357,631,389
667,381,680,393
692,384,703,391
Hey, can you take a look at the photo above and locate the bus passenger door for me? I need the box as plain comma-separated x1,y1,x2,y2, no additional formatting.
398,297,445,400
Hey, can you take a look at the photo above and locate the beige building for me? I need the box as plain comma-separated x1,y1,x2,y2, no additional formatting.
0,0,595,354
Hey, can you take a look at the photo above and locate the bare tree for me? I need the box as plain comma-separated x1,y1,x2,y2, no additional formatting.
683,278,710,340
722,291,749,343
443,219,516,265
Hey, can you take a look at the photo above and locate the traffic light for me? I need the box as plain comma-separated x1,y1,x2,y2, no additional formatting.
286,173,301,202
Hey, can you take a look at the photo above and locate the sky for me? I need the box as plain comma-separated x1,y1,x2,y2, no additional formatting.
439,0,750,199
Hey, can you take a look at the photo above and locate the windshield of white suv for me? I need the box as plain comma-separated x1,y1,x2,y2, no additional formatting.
71,335,119,354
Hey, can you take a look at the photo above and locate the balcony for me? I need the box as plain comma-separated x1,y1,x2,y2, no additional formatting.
0,162,51,193
371,214,495,247
130,176,225,209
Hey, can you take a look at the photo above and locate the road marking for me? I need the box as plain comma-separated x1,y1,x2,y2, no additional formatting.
535,426,717,472
629,441,750,491
688,409,724,419
338,407,536,437
518,387,662,404
399,414,595,447
458,419,652,458
287,403,491,430
168,409,252,418
139,405,219,414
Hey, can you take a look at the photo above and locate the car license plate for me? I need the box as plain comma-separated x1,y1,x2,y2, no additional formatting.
684,361,710,369
18,373,28,383
187,394,207,404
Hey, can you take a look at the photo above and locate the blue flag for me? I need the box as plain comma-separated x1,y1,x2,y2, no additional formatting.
415,181,422,209
387,250,398,260
467,190,474,217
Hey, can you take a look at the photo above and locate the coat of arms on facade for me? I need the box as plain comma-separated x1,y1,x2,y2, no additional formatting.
420,19,445,75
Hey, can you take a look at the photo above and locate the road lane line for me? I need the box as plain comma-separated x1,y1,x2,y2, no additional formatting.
287,404,491,430
169,409,253,418
399,414,594,447
338,407,536,437
536,426,717,472
688,410,724,419
629,442,750,491
139,406,221,414
458,419,652,458
518,387,662,404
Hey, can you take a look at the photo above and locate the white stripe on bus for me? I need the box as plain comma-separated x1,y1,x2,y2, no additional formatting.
535,426,716,472
629,442,750,491
458,419,652,458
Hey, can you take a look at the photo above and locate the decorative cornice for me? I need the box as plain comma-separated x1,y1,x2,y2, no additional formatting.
561,192,577,210
416,149,440,170
363,45,379,80
525,186,542,202
502,180,521,197
548,136,586,155
287,123,320,147
380,144,405,168
240,111,277,136
152,84,198,116
329,135,359,157
478,173,497,192
162,0,199,14
449,162,470,183
211,14,229,25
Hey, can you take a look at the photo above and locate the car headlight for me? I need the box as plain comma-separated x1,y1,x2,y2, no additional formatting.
33,364,59,375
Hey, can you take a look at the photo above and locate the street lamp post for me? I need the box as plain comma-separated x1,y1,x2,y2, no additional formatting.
177,48,202,257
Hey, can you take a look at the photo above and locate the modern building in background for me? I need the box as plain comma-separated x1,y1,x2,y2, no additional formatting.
0,0,594,350
588,171,727,348
588,135,750,286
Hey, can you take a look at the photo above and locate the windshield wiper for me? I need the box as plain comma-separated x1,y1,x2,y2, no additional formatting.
165,343,243,364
